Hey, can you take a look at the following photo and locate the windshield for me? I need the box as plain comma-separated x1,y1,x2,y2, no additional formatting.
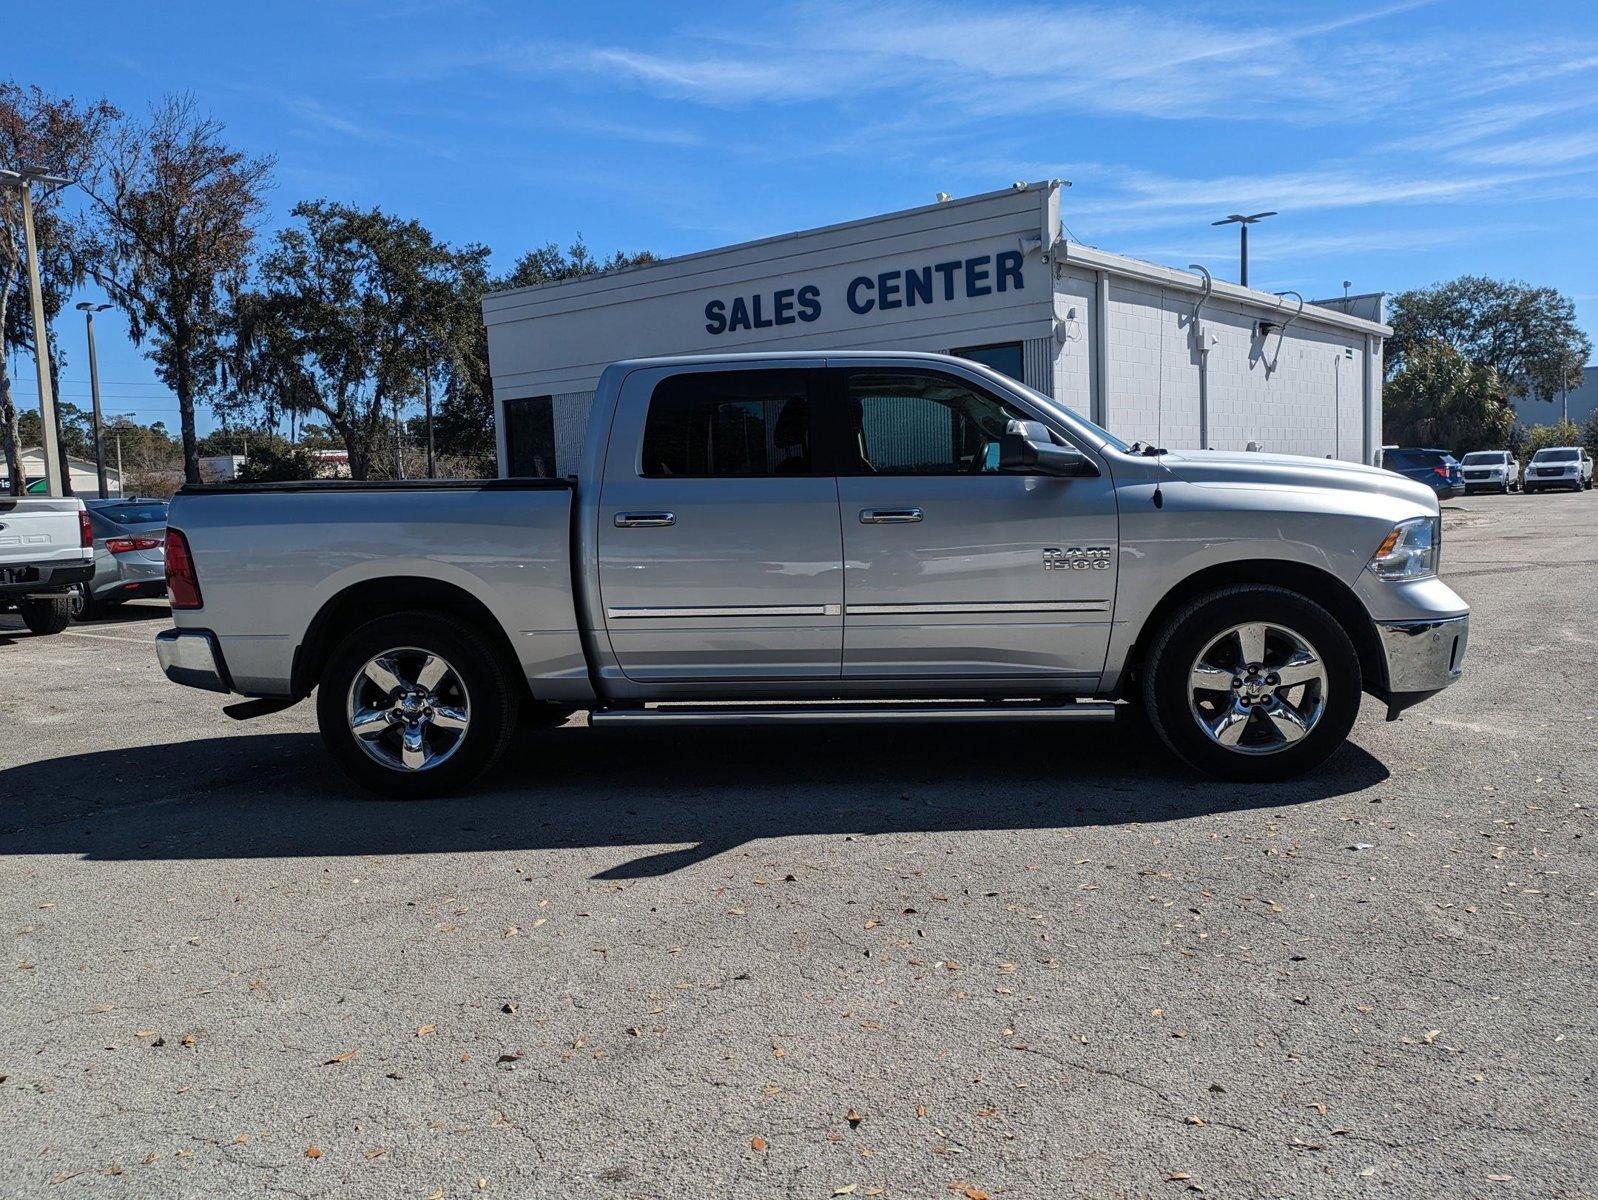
1533,448,1578,462
1461,452,1503,465
94,502,169,524
1007,377,1131,452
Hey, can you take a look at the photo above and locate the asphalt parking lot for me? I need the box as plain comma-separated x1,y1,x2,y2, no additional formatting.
2,490,1595,1200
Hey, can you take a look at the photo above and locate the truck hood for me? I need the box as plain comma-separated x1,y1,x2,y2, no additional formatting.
1155,449,1439,510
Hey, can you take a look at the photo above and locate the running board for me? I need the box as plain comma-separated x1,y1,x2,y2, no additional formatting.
587,700,1118,728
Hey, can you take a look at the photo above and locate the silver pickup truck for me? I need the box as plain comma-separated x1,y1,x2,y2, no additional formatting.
156,352,1469,796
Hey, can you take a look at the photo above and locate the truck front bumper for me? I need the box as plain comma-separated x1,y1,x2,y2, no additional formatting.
155,628,233,693
1375,614,1468,720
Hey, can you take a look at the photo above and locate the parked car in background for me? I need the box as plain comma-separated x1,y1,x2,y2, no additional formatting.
1524,447,1594,494
0,495,93,635
157,351,1470,797
1460,450,1519,494
71,499,169,619
1381,447,1464,499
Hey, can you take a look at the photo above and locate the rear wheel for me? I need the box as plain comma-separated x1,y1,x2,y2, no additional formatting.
316,611,520,798
1141,586,1361,782
18,596,72,636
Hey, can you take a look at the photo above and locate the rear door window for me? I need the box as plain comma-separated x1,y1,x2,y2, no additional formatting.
640,371,816,477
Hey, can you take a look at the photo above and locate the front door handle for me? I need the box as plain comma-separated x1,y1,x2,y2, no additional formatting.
859,508,923,524
614,511,676,528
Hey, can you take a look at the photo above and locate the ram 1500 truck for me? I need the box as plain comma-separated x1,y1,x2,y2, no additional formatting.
156,352,1470,796
1,494,93,635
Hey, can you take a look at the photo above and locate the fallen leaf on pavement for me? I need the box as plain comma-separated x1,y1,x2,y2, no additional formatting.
324,1051,357,1065
304,1146,322,1159
417,1024,436,1038
750,1136,767,1151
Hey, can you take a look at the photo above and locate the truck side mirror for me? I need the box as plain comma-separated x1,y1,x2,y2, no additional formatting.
999,420,1094,477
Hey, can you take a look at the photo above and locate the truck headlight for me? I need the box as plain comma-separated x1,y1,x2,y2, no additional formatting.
1367,516,1439,581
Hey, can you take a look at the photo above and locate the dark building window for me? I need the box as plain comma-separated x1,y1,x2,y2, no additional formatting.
641,371,813,477
951,340,1025,384
504,395,557,477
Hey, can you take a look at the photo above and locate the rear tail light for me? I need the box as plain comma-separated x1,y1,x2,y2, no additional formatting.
78,509,93,548
105,535,163,555
164,528,203,610
1432,465,1449,478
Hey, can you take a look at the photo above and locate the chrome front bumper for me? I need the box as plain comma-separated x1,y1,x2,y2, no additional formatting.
155,628,232,694
1376,614,1468,718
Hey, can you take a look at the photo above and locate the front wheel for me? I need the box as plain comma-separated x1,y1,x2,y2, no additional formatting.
1140,586,1361,782
17,596,72,636
316,612,520,798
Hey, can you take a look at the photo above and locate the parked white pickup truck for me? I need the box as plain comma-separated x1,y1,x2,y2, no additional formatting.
156,352,1470,796
0,494,93,635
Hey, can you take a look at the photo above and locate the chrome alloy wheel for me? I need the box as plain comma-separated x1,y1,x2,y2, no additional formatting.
1188,621,1328,756
346,647,471,772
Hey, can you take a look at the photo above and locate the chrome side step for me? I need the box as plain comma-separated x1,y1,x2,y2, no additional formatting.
587,700,1118,728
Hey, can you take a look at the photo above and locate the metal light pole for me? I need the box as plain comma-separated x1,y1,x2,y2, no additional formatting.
76,302,113,498
1211,211,1277,288
2,167,72,498
424,369,436,479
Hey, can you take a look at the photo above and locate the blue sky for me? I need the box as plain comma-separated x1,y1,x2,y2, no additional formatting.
12,0,1598,437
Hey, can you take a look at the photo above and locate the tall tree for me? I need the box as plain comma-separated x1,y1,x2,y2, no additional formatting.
232,201,487,480
1387,275,1591,401
1384,341,1515,456
0,82,118,494
423,238,657,470
81,94,272,485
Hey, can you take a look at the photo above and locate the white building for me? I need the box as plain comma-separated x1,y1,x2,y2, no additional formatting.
483,182,1390,477
5,446,123,496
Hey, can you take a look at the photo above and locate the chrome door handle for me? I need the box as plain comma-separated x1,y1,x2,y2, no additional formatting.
614,511,676,528
859,508,923,524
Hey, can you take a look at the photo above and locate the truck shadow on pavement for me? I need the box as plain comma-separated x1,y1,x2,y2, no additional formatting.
1,716,1390,877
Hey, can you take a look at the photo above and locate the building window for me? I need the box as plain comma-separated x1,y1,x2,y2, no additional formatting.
951,340,1024,384
843,370,1026,475
641,371,814,477
504,395,557,477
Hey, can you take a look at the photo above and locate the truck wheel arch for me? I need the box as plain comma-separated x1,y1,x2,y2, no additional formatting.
291,577,530,702
1121,560,1384,700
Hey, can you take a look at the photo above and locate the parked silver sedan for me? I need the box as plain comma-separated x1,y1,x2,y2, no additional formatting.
70,499,169,619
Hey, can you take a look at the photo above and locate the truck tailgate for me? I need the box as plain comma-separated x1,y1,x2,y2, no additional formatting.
0,497,88,569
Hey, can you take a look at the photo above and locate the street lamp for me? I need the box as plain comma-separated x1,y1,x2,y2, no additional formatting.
1,166,72,498
75,302,114,498
1211,211,1277,288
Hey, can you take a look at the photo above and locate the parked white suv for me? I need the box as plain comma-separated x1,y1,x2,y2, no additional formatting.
1460,449,1519,494
1524,447,1594,494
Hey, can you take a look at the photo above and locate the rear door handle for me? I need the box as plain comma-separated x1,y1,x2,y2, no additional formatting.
859,507,923,524
614,511,676,528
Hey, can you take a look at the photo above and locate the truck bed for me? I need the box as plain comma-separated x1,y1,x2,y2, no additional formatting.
167,479,585,697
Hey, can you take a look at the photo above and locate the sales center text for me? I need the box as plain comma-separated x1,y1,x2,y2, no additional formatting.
704,249,1026,335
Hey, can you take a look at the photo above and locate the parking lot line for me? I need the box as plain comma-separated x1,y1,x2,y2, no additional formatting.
57,629,160,646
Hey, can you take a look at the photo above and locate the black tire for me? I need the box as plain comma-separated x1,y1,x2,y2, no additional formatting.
1140,585,1361,782
66,583,103,622
18,595,72,635
315,611,520,799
